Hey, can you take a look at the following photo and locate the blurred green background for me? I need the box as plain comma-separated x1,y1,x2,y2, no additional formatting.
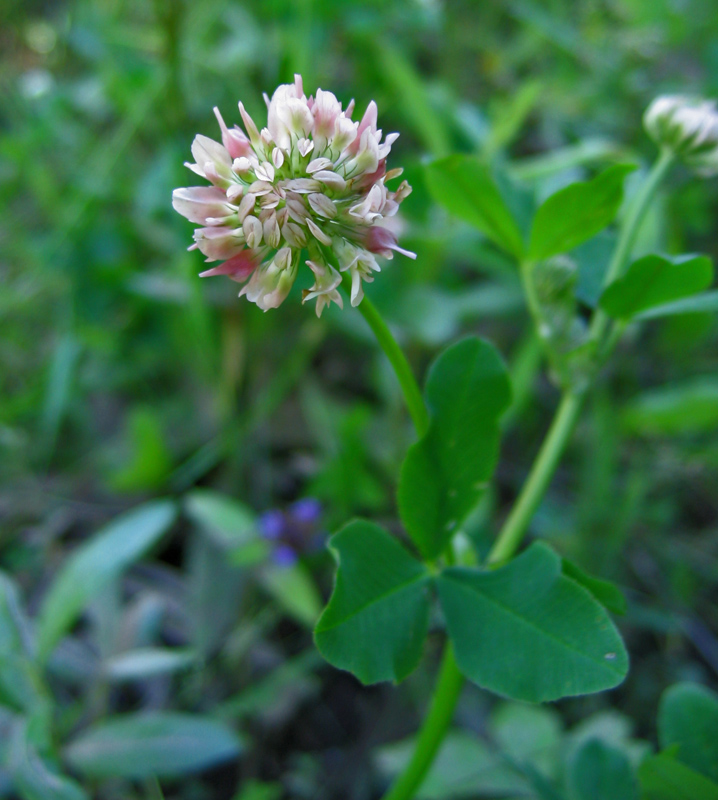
1,0,718,798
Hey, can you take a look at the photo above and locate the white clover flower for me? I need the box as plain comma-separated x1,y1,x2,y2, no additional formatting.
172,75,415,316
644,95,718,176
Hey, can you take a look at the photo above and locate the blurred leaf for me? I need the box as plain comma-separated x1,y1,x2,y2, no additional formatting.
437,543,628,702
574,231,615,308
635,289,718,320
658,683,718,782
486,80,543,156
529,165,635,260
218,650,321,720
315,520,431,685
425,155,525,258
186,532,245,656
259,562,322,629
65,712,243,779
399,337,511,560
39,334,80,458
639,750,718,800
562,559,627,615
103,647,196,682
376,731,530,799
568,738,638,800
489,703,563,777
36,500,177,663
622,378,718,436
232,781,283,800
108,407,173,493
184,489,257,550
8,719,88,800
600,255,713,319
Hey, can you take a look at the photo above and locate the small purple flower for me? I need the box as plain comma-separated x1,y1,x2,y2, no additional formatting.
290,497,322,525
259,509,285,541
273,544,299,568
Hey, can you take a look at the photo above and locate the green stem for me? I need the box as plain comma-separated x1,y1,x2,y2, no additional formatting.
348,278,430,436
487,390,584,565
381,644,464,800
377,153,674,800
590,149,674,345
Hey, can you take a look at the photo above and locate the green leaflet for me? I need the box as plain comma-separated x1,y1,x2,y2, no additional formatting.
314,520,431,684
437,542,628,703
398,337,511,561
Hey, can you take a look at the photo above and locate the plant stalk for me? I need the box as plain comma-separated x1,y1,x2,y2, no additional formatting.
374,150,673,800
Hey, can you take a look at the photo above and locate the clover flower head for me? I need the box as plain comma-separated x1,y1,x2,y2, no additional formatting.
172,75,415,316
644,95,718,176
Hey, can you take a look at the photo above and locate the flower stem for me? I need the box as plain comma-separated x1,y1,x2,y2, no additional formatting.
376,151,674,800
590,149,674,346
380,644,464,800
351,284,430,436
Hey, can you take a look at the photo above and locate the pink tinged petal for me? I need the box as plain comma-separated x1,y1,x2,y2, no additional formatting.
313,170,346,191
233,157,252,175
259,192,281,210
213,107,252,159
191,134,232,172
237,193,256,222
172,186,233,224
260,128,273,147
255,161,275,182
193,226,245,260
263,213,281,248
282,222,307,248
308,193,337,218
345,98,356,118
347,100,378,155
332,115,357,152
306,157,335,174
199,249,257,280
365,225,417,259
297,138,314,157
238,101,261,145
285,178,321,194
306,218,333,246
293,74,304,97
226,183,244,203
243,215,263,248
312,88,343,144
272,147,285,169
286,196,309,224
184,161,206,177
249,180,274,196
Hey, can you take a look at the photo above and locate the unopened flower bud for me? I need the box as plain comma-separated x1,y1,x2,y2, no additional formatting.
644,95,718,176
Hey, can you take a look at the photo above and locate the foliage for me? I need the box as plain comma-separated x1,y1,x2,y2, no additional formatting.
2,0,718,798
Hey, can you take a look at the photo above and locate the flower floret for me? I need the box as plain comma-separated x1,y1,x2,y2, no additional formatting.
172,75,414,316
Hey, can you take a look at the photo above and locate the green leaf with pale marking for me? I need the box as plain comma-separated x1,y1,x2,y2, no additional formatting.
65,712,242,779
36,500,177,663
315,520,431,684
398,338,511,560
635,289,718,320
437,542,628,702
659,683,718,782
568,738,638,800
600,254,713,319
529,164,635,260
425,155,525,258
639,751,718,800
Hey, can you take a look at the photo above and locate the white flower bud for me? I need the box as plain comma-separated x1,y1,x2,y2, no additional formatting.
644,95,718,175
